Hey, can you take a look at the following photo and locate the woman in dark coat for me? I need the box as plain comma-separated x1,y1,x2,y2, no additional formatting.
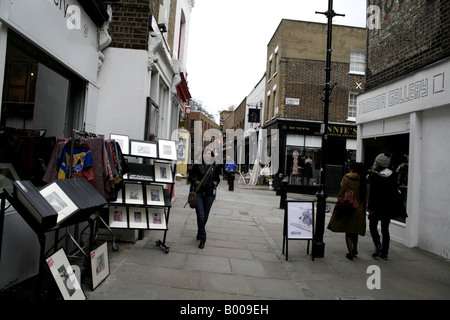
327,162,367,260
367,153,399,260
188,149,220,249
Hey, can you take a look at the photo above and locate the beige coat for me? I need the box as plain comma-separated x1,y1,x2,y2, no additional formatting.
327,172,366,236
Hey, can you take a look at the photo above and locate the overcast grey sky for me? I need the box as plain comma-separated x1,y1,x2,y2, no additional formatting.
186,0,367,123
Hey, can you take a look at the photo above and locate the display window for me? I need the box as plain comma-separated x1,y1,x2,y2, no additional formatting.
363,133,409,223
284,146,320,186
1,32,86,138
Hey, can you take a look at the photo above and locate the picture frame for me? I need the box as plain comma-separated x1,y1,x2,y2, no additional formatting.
146,184,165,206
109,206,128,228
46,248,86,300
128,207,148,229
39,182,78,224
130,139,158,158
110,134,130,155
125,183,144,205
148,208,167,229
158,139,177,161
90,242,110,290
154,161,173,183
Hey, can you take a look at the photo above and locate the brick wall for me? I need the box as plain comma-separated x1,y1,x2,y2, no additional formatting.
104,0,162,50
281,58,364,123
366,0,450,90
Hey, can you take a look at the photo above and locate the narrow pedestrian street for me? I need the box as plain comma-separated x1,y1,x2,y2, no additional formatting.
86,178,450,302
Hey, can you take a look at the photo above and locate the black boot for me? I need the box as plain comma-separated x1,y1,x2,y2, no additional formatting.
198,239,206,249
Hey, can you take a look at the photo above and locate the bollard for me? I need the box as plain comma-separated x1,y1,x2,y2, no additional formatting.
279,178,288,209
228,171,235,191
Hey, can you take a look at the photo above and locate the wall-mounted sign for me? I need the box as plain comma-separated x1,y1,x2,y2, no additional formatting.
285,98,300,106
248,108,260,123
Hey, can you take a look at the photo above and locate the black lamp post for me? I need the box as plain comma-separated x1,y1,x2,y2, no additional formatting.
313,0,344,258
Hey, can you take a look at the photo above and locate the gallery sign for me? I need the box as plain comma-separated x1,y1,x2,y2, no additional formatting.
357,59,449,124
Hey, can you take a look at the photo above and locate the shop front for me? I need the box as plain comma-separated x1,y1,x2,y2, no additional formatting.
0,0,109,290
357,57,450,257
264,119,357,196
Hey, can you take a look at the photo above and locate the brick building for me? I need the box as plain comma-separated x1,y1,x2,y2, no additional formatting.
262,20,366,195
357,0,450,258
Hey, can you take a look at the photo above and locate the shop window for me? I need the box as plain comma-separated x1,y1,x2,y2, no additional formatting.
1,32,85,138
285,146,320,186
1,32,85,184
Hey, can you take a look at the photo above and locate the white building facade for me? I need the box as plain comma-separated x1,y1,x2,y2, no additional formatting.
357,58,450,259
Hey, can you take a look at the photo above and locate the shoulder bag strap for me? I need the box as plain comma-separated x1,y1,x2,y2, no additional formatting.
195,165,213,192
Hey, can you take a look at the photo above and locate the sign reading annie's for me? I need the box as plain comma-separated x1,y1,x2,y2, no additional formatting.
357,60,449,124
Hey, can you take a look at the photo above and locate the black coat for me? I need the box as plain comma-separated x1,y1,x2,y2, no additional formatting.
188,163,221,195
368,168,406,219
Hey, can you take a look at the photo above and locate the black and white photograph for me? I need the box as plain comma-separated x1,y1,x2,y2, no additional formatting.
46,249,85,300
90,242,110,290
39,183,78,224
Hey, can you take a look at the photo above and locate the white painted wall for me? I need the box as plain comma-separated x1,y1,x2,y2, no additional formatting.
95,47,149,140
418,106,450,259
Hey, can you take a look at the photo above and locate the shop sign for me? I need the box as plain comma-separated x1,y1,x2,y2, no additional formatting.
357,59,449,123
281,122,357,138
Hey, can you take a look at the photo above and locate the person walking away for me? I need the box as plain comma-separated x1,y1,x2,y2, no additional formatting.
367,153,398,260
188,149,220,249
224,156,236,185
327,162,367,260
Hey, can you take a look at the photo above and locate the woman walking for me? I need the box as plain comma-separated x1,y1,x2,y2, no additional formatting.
188,149,220,249
327,162,367,260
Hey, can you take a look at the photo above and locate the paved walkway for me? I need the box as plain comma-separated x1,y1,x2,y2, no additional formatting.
86,178,450,302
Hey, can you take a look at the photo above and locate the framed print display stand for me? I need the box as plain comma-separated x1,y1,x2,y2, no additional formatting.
106,139,177,254
282,201,315,261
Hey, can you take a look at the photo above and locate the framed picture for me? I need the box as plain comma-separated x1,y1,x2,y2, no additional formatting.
158,139,177,161
90,242,110,290
146,185,165,206
109,206,128,228
148,208,167,229
154,161,173,183
128,207,148,229
110,134,130,155
130,140,158,158
46,248,86,300
39,182,78,224
125,183,144,205
111,187,123,204
286,201,314,240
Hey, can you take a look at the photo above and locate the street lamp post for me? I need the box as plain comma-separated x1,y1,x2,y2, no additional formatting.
313,0,344,258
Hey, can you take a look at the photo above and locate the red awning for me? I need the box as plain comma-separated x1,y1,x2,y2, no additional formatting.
176,73,191,105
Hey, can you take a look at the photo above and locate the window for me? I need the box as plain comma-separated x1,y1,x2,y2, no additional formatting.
350,51,366,74
1,32,85,138
348,93,358,120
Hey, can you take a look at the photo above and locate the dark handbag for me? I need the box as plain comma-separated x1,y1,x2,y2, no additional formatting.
335,177,359,214
184,165,213,209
